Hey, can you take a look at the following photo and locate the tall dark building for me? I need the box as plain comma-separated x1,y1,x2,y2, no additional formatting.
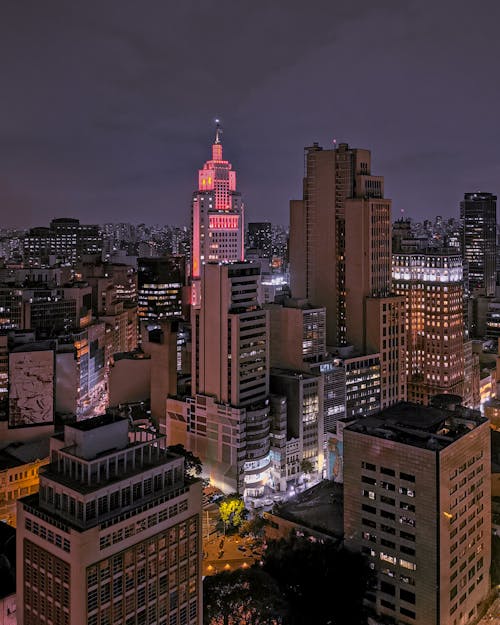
460,192,497,296
248,222,272,259
137,256,185,322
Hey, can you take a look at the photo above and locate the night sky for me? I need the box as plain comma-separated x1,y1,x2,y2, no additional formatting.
1,0,500,228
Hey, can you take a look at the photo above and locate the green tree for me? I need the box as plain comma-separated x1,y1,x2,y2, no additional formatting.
167,444,202,477
203,568,287,625
261,534,373,625
300,458,314,474
219,494,248,531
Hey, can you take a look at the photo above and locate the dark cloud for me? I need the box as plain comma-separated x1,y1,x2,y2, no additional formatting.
0,0,499,227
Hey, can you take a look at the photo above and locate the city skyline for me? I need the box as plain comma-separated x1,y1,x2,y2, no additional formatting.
2,1,500,228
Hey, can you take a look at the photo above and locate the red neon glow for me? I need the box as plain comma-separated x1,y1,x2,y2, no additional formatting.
209,215,239,230
192,199,201,278
196,138,237,211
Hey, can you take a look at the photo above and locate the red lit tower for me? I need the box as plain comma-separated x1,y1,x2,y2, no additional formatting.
191,121,244,305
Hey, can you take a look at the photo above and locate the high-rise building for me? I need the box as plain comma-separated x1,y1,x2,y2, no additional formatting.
16,414,202,625
190,123,244,306
344,402,490,625
289,142,406,408
137,256,185,323
290,142,381,347
192,262,268,407
167,262,271,496
460,192,497,297
393,250,466,405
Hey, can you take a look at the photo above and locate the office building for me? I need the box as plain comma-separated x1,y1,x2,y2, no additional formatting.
393,251,466,405
344,402,490,625
17,414,202,625
137,256,185,323
290,142,382,347
289,142,405,408
460,192,497,297
270,369,324,477
190,123,244,306
167,262,271,496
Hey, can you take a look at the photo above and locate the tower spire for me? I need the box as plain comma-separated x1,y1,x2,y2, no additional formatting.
214,118,222,144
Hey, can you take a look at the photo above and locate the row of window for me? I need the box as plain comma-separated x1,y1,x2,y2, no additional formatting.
99,499,189,550
25,517,71,552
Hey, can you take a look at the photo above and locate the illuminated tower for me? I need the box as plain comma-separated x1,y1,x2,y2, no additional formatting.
191,122,244,306
393,250,466,405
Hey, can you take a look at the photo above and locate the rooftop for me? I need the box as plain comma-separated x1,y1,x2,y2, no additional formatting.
345,401,487,451
269,480,343,539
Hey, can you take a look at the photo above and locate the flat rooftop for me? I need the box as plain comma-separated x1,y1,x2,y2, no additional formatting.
345,401,487,451
270,480,343,538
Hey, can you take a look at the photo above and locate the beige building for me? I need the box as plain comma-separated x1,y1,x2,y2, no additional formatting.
17,414,202,625
344,402,490,625
167,262,271,497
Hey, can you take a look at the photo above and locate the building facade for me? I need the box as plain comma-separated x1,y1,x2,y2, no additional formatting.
393,251,466,405
460,192,496,297
344,402,490,625
16,414,202,625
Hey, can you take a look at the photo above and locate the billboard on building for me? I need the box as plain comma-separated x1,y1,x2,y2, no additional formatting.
327,435,343,483
9,350,55,427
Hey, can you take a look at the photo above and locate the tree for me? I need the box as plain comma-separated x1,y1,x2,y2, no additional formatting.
261,534,373,625
203,568,287,625
300,459,314,474
167,444,202,477
239,514,267,538
219,494,248,531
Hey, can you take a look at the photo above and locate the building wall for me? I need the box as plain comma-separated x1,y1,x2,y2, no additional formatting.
344,419,491,625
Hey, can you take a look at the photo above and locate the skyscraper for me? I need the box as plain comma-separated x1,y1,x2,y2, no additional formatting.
17,414,202,625
168,262,271,496
460,192,497,297
393,250,467,405
190,123,244,306
290,141,405,407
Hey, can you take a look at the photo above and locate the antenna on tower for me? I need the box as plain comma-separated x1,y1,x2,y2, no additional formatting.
214,118,223,144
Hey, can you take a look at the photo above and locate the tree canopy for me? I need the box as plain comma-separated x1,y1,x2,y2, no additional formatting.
203,568,287,625
219,494,248,530
167,443,202,477
261,534,373,625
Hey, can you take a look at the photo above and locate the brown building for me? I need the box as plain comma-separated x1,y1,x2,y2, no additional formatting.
16,414,202,625
290,142,406,408
393,251,466,405
344,402,490,625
